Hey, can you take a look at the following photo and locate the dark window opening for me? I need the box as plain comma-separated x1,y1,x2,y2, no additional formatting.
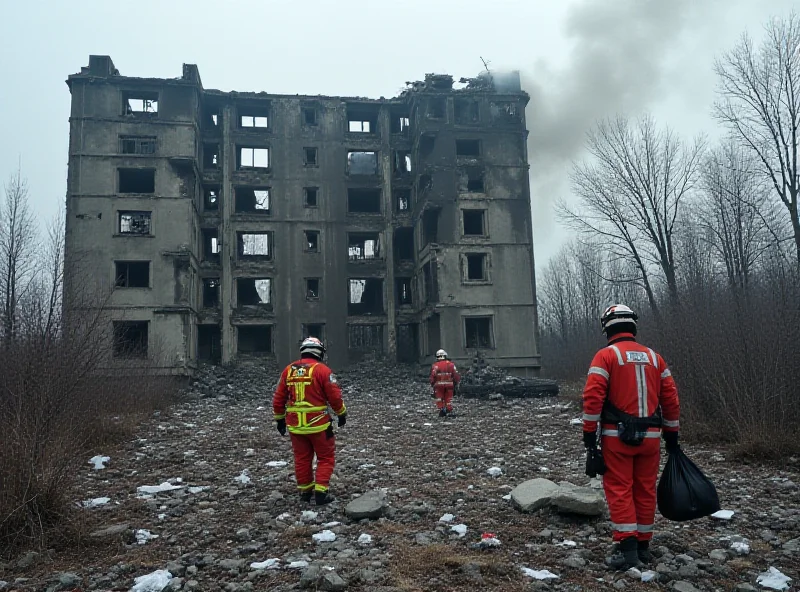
397,323,419,363
347,151,378,175
202,229,221,262
458,167,485,193
347,108,378,133
304,147,318,166
454,99,480,124
422,209,440,246
119,168,155,194
397,278,413,305
237,278,272,306
113,321,149,358
115,261,149,288
303,323,325,340
240,112,269,128
124,92,158,116
348,279,384,315
203,143,220,168
304,187,318,207
391,113,411,134
118,211,151,235
423,262,438,304
120,136,156,155
347,188,381,213
491,101,519,122
238,325,273,354
204,187,220,211
305,230,319,252
393,151,412,176
203,105,220,128
463,210,486,236
348,233,381,260
348,324,384,351
394,227,414,261
395,189,411,211
202,278,220,308
239,147,269,169
419,134,435,158
465,317,493,349
235,187,270,213
303,107,318,126
238,232,272,259
456,139,480,157
465,253,487,281
198,325,221,363
306,278,320,300
428,98,446,119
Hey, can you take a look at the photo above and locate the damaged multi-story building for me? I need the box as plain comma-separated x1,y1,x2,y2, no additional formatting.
64,55,540,374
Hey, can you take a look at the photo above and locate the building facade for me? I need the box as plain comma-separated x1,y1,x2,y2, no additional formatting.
65,56,540,374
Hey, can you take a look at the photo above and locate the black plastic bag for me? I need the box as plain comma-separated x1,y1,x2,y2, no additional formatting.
657,448,721,521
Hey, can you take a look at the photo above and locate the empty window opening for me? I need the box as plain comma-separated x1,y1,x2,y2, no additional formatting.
119,211,151,235
348,279,384,315
347,151,378,175
240,113,269,128
395,189,411,211
238,232,272,259
202,278,220,308
204,187,220,211
238,325,273,354
397,278,413,305
347,108,378,133
240,147,269,169
198,325,221,363
422,209,440,246
465,253,488,281
124,92,158,116
306,278,320,300
304,147,318,166
348,324,384,351
391,113,411,134
397,323,418,363
305,230,319,252
393,151,412,176
303,323,325,340
348,233,381,260
115,261,149,288
458,167,485,193
203,104,221,128
394,227,414,261
119,168,155,194
202,229,221,262
463,210,486,236
456,139,480,157
203,144,220,168
235,187,270,213
491,101,519,122
428,98,446,119
237,278,272,306
420,134,435,158
304,187,318,207
423,261,439,304
120,136,156,155
303,107,318,126
113,321,149,358
454,99,480,124
465,317,493,349
347,188,381,213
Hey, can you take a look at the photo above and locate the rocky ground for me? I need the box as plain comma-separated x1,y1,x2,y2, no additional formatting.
2,359,799,592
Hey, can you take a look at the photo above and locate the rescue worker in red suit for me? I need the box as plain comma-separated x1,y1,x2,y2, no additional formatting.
430,349,460,417
273,337,347,505
582,305,680,569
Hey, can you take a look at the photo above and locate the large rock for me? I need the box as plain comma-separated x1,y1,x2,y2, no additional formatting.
510,478,559,512
551,482,605,516
89,524,131,540
345,490,387,520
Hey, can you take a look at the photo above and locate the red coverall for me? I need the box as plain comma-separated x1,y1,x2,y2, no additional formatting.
582,332,680,542
273,357,347,494
430,360,460,412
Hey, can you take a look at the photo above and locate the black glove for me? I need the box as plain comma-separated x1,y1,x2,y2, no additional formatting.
338,413,347,428
585,447,607,478
583,430,597,449
276,418,286,436
663,430,679,452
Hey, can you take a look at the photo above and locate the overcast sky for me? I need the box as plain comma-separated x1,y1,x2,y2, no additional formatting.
0,0,795,268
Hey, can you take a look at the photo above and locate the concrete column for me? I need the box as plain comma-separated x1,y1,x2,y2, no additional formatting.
220,105,235,363
380,107,397,360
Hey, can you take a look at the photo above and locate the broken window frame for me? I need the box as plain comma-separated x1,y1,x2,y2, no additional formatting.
234,187,271,214
118,168,155,194
304,147,318,167
305,278,321,301
393,151,412,176
237,325,274,355
237,232,273,260
347,324,384,352
347,278,384,315
395,189,412,212
119,135,157,155
302,107,318,126
304,230,320,253
427,97,446,120
454,98,480,125
347,188,381,214
203,143,220,169
304,187,319,208
302,323,325,340
202,229,221,262
204,187,220,211
114,261,150,288
394,227,414,261
123,92,158,117
236,277,272,307
202,278,220,308
396,278,413,306
239,147,270,169
346,151,379,176
490,101,519,122
464,316,494,349
347,108,378,134
118,211,152,236
391,115,411,134
463,253,489,283
112,321,149,359
348,233,382,261
239,113,269,129
462,209,487,237
458,166,486,193
456,139,481,158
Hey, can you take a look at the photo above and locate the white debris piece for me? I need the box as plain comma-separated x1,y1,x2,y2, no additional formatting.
479,536,501,547
486,467,503,478
130,569,172,592
89,455,110,470
287,560,309,569
641,570,657,582
136,482,183,495
711,509,734,520
539,467,550,473
81,496,110,508
358,533,373,545
312,529,337,543
521,567,559,580
359,463,376,470
557,540,577,547
451,524,468,537
301,510,318,521
188,486,210,494
757,567,792,590
570,418,583,425
250,558,281,570
502,494,512,500
276,512,292,521
234,470,251,485
439,513,455,523
730,540,750,555
322,521,341,528
135,529,159,545
266,461,288,468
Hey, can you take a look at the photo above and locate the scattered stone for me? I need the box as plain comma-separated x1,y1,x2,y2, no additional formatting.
345,490,387,520
671,582,699,592
89,523,130,540
16,552,38,569
510,478,559,512
550,482,605,516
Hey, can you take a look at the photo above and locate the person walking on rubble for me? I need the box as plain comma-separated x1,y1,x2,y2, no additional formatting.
582,304,680,570
273,337,347,505
430,349,460,417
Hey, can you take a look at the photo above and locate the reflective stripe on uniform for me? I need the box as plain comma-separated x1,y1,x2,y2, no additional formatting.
637,523,654,533
602,429,661,438
609,345,624,365
663,419,680,428
648,348,658,368
588,366,609,380
635,364,648,416
583,413,601,421
661,369,672,379
611,522,638,532
297,483,314,491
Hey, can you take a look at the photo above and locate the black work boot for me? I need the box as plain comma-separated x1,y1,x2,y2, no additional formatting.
439,408,447,417
315,490,336,505
300,490,313,503
637,540,653,564
606,536,643,570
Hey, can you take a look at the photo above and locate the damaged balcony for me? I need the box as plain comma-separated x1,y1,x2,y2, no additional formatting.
348,278,384,316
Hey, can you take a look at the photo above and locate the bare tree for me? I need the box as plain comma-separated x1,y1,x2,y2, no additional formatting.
714,12,800,267
561,114,705,315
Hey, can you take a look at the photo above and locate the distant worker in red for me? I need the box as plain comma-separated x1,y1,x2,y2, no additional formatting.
582,305,680,570
430,349,460,417
273,337,347,505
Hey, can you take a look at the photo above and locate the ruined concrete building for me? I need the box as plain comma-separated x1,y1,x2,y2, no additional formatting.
65,56,540,374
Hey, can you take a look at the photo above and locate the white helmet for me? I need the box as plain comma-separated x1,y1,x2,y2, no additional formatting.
436,349,448,360
300,336,326,359
600,304,638,334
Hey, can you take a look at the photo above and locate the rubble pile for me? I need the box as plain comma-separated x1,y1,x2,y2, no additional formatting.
2,362,798,591
458,351,559,398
